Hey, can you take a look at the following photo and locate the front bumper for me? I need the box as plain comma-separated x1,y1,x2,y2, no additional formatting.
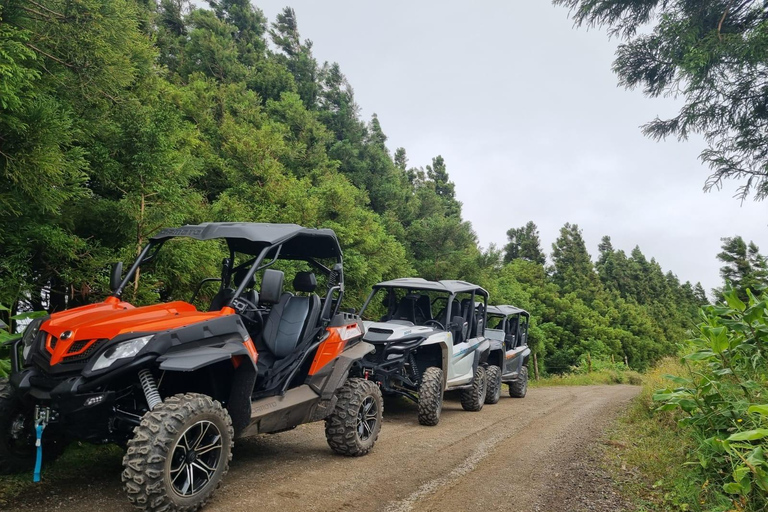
10,353,155,416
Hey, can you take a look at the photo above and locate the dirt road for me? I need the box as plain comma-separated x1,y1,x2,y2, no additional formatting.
7,385,639,512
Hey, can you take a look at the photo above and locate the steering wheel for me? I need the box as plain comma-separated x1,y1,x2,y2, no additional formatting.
231,297,263,327
423,319,445,330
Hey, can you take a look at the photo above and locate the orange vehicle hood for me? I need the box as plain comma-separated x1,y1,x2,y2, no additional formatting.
40,298,233,365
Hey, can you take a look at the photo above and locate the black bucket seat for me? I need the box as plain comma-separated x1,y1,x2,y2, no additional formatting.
254,270,321,394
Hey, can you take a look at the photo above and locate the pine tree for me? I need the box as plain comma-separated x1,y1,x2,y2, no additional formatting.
551,223,599,299
716,236,768,300
503,221,546,265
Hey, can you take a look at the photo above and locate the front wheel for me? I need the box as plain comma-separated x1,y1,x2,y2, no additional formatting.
417,367,444,426
461,366,487,412
325,378,383,456
0,379,65,475
485,365,502,405
509,366,529,398
122,393,233,512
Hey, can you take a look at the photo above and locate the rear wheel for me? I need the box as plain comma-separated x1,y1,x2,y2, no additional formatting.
122,393,233,512
509,366,529,398
484,365,502,404
461,366,487,412
0,379,65,475
326,378,383,456
417,367,444,426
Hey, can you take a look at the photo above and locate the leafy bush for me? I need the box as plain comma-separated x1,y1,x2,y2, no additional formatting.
0,304,45,379
655,289,768,510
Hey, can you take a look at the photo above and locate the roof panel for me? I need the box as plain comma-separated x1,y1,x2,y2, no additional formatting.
151,222,341,258
487,305,529,317
373,277,487,294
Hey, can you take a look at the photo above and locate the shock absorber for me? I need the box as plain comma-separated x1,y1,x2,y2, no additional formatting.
138,369,162,410
409,353,421,384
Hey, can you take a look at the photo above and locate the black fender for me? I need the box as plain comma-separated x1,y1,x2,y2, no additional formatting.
472,338,491,372
155,339,258,436
156,340,254,372
521,346,532,367
309,340,374,400
7,337,22,374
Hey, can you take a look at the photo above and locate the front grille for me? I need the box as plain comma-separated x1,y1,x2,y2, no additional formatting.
68,340,88,354
61,339,106,364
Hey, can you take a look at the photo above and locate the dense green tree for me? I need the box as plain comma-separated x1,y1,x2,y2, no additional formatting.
554,0,768,200
503,221,546,265
551,223,600,299
716,236,768,300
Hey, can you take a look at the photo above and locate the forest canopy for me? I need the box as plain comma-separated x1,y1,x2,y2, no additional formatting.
0,0,710,373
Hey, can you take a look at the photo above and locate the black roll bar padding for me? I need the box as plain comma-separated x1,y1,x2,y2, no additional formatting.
319,285,341,324
189,277,223,304
229,244,282,306
114,242,157,298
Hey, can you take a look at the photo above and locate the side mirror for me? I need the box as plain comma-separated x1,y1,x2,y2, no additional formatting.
110,262,123,293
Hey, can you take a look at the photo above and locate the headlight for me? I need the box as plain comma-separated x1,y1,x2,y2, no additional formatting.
91,335,153,372
21,318,44,361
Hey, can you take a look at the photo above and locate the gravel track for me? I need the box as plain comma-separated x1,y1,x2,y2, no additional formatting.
5,385,639,512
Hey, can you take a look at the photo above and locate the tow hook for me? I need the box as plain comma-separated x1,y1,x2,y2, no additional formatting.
33,406,50,483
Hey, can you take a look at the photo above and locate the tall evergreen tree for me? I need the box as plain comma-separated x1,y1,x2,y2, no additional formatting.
716,236,768,300
503,221,546,265
551,223,599,299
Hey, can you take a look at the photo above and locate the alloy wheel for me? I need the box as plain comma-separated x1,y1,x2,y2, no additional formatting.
168,420,223,498
356,396,378,442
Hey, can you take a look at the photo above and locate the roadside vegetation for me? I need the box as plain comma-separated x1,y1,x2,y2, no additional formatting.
603,289,768,511
528,353,643,387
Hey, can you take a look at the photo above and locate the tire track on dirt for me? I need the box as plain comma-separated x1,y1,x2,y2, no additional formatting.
6,385,639,512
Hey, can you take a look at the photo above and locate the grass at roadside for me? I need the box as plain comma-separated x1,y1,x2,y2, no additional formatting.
529,369,643,388
600,357,733,512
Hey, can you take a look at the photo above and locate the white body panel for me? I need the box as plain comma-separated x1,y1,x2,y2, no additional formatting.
362,320,483,390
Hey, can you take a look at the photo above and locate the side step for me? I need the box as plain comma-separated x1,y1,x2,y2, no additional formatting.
240,385,322,437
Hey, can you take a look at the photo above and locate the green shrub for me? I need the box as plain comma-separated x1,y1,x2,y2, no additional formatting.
0,304,45,379
654,289,768,511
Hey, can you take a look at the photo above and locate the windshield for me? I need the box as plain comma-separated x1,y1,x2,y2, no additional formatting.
360,287,452,327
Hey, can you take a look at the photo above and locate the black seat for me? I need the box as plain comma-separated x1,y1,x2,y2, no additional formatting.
259,271,320,360
460,298,478,339
415,295,432,324
392,294,420,323
254,271,322,395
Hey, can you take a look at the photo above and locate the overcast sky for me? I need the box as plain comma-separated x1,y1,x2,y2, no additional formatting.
252,0,767,295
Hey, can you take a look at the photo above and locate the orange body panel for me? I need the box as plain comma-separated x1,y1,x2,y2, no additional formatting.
308,323,363,375
41,299,234,366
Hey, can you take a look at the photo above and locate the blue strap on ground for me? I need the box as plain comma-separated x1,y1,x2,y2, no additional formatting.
33,424,43,483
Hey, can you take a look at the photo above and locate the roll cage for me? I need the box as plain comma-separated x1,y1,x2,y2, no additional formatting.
359,278,489,342
486,305,530,349
113,222,345,320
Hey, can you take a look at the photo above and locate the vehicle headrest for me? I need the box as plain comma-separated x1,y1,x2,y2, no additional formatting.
234,266,255,289
260,269,285,304
381,293,396,308
293,271,317,293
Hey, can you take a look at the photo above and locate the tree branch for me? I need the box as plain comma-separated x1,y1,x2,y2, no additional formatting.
24,43,74,68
